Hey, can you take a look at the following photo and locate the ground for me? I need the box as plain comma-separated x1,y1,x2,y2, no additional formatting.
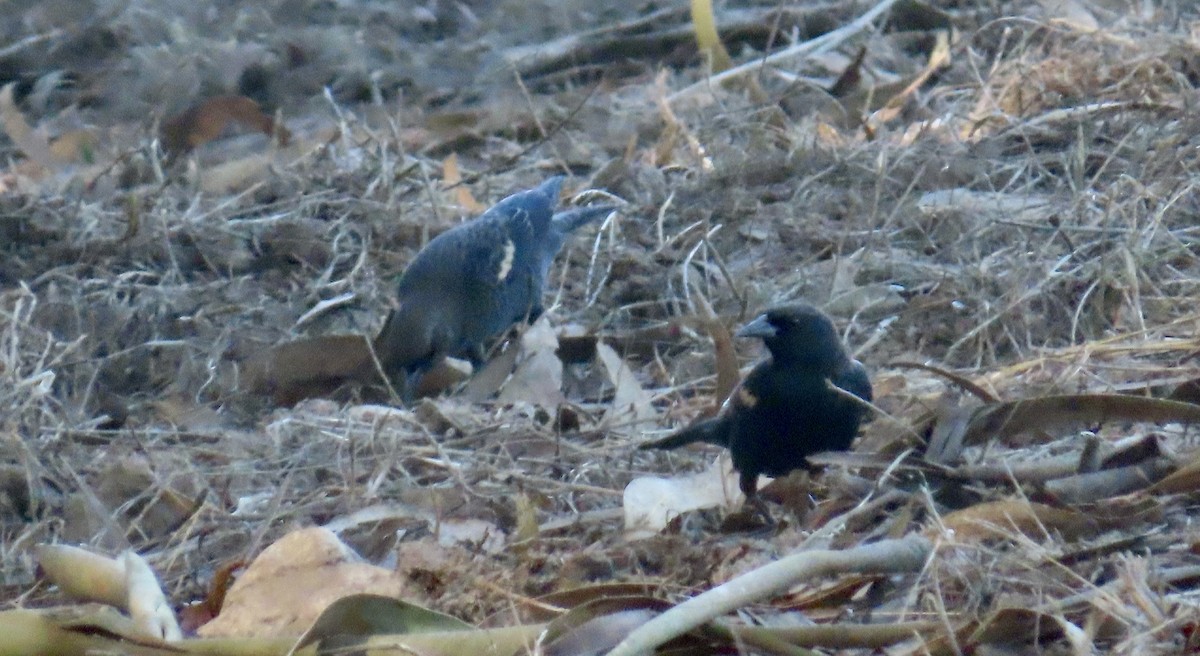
4,0,1200,653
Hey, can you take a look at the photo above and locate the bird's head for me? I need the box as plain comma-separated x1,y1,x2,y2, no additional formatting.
736,303,847,370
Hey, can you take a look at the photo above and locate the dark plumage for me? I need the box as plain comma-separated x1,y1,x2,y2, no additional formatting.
372,176,615,395
641,303,873,498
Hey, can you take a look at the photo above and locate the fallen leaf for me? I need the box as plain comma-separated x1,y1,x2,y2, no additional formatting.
291,593,473,655
498,317,565,406
596,342,657,433
36,544,127,608
623,455,741,539
160,95,290,158
442,153,485,213
242,334,376,406
123,550,181,641
197,526,407,638
938,500,1100,542
961,394,1200,447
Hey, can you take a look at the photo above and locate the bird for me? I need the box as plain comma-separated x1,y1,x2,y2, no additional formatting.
640,302,873,500
369,176,616,397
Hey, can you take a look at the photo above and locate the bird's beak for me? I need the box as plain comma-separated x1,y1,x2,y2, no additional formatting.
735,314,776,339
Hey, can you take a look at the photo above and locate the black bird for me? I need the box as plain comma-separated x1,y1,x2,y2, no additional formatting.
641,303,873,499
371,176,615,395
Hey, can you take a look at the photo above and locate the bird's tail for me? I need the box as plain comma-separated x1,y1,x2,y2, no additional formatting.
639,416,728,450
551,205,617,234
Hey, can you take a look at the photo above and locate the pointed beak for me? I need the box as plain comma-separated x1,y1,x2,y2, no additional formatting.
735,314,775,339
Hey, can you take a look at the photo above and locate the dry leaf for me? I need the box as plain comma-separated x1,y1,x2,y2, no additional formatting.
828,46,867,98
623,455,741,539
242,334,376,405
442,153,485,213
35,545,181,641
122,550,181,641
196,152,274,194
197,526,407,638
938,500,1100,542
290,594,473,655
36,544,128,608
160,95,291,157
498,317,565,406
866,29,951,130
690,295,737,408
596,342,657,433
96,458,196,539
961,394,1200,447
1147,450,1200,495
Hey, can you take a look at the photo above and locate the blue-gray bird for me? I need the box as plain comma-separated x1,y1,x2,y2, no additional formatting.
371,176,615,396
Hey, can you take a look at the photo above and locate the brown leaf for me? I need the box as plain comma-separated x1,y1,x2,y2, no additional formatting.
460,343,520,402
180,559,243,635
865,29,951,130
160,95,291,157
36,545,127,608
241,334,376,406
938,500,1100,542
962,394,1200,447
442,153,486,213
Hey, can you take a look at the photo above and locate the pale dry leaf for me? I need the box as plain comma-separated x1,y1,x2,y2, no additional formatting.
596,342,657,433
623,454,741,539
36,544,127,608
197,526,406,638
498,317,565,406
123,550,181,641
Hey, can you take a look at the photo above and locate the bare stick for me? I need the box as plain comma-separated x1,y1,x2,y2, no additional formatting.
605,534,933,656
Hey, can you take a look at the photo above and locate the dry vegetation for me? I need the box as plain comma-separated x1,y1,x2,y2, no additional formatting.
5,0,1200,653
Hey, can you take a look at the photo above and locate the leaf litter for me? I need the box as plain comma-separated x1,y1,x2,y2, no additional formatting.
4,0,1200,654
